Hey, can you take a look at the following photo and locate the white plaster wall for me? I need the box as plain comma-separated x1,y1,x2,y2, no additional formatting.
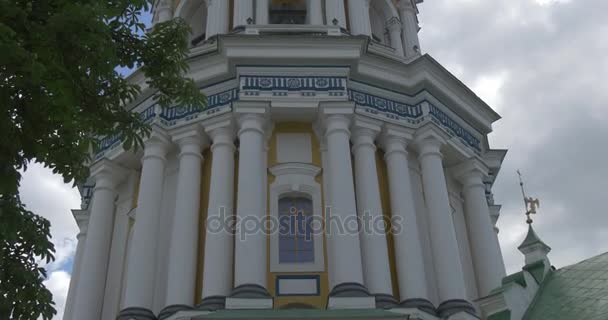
407,153,440,306
101,172,139,319
446,176,479,301
152,152,179,313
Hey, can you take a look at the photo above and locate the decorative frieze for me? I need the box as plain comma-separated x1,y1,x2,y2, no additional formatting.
240,75,347,98
95,77,483,159
428,104,481,152
349,89,423,120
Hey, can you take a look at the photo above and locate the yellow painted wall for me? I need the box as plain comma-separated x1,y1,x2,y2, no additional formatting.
267,122,328,309
376,149,400,301
194,149,213,304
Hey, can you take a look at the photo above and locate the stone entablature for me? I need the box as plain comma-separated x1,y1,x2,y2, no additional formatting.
96,72,485,161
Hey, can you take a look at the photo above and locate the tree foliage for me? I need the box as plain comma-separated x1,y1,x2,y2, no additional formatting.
0,0,205,318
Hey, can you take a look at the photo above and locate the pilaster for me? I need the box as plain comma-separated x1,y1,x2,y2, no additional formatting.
162,124,209,317
351,117,395,307
453,159,506,297
414,128,476,318
73,160,128,320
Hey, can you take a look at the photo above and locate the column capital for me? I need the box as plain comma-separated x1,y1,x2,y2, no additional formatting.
351,117,382,152
452,159,490,189
171,123,207,145
382,124,414,142
171,124,209,159
234,101,270,136
142,127,171,162
319,101,355,137
72,209,90,238
90,159,129,189
414,125,449,159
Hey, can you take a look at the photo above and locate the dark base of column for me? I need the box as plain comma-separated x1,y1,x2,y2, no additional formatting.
328,282,372,297
374,294,399,309
226,284,273,309
116,307,157,320
157,304,193,320
437,299,478,318
327,282,376,309
229,284,272,298
196,295,227,311
400,298,437,316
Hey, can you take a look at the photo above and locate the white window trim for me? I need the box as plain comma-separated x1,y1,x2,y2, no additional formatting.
269,162,324,272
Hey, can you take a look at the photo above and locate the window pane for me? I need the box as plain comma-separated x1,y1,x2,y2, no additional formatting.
279,250,297,263
279,236,295,252
297,250,314,263
297,236,314,251
277,196,315,265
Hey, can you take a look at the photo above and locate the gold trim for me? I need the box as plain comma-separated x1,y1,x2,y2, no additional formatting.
267,122,328,309
194,149,213,304
376,149,400,301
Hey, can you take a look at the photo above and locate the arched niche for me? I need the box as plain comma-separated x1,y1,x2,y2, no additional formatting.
174,0,208,46
369,0,399,46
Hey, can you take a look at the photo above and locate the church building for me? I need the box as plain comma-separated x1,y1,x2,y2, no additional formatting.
62,1,608,319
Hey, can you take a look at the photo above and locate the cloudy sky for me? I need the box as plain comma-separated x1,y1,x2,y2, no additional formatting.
20,0,608,318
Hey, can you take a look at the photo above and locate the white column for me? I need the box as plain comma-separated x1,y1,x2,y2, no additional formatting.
325,0,347,28
456,161,506,297
351,121,392,296
155,0,173,23
347,0,371,36
164,127,207,309
120,131,170,316
321,103,373,309
201,120,236,302
234,0,254,28
72,161,125,320
63,211,88,320
233,108,268,290
308,0,324,24
256,0,269,24
387,18,405,57
206,0,229,39
382,127,432,309
398,1,422,58
415,135,472,316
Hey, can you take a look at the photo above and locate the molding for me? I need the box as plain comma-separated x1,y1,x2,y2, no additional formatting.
275,275,321,297
268,163,324,273
97,71,485,162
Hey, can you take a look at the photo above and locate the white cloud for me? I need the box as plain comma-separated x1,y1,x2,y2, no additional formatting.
43,271,71,320
471,71,508,112
19,163,80,320
420,0,608,274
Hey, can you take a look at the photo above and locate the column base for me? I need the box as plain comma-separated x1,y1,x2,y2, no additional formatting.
437,299,477,319
225,284,273,309
158,305,193,320
375,294,399,309
327,282,376,309
116,307,157,320
400,298,437,316
197,295,227,311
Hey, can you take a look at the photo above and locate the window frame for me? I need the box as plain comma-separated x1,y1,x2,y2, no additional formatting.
269,163,324,272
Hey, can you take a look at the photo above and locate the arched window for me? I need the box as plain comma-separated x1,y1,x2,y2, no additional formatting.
269,0,307,24
278,196,314,263
176,0,208,46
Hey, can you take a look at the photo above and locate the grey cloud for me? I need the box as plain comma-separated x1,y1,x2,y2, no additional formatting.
419,0,608,273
